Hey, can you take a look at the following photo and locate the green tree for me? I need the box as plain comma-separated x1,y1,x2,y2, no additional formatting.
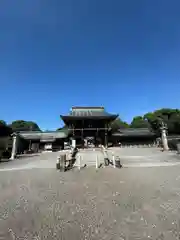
56,125,68,131
167,112,180,134
9,120,41,132
0,120,12,136
144,109,180,135
0,120,7,126
130,116,149,128
143,112,161,133
143,112,156,122
110,118,129,132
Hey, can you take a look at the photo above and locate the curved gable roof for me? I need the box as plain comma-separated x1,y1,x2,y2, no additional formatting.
16,130,69,140
113,128,155,137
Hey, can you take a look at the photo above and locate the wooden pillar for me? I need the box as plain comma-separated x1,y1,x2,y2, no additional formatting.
72,124,75,137
29,139,32,151
96,128,98,147
105,123,108,148
81,128,84,147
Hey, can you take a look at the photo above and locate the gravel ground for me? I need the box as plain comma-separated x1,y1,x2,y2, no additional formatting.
1,166,180,239
0,152,69,171
76,147,180,168
107,147,180,167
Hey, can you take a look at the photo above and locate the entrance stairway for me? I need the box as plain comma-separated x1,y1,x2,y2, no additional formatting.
75,149,105,167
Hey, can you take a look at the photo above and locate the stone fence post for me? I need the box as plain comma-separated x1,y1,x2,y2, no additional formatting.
161,128,169,151
10,135,18,160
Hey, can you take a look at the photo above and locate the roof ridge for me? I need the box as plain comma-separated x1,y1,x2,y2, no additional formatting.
19,130,68,134
72,106,104,109
71,107,104,111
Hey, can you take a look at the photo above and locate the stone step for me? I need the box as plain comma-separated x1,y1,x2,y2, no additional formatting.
122,162,180,167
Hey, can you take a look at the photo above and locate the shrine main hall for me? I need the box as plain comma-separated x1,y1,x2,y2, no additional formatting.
60,106,118,147
10,106,118,155
7,106,157,158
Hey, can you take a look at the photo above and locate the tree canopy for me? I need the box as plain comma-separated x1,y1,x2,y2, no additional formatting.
0,120,7,126
110,118,129,132
143,109,180,135
130,116,149,128
0,120,12,136
111,108,180,134
9,120,41,132
56,125,68,131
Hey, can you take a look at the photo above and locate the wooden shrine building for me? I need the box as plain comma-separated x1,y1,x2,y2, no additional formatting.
1,106,159,159
60,107,118,147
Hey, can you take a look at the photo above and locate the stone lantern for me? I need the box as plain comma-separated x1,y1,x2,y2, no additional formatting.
159,120,169,151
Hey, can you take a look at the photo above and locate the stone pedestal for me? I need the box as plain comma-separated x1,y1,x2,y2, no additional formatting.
84,139,88,147
161,129,169,151
72,139,76,148
10,135,18,160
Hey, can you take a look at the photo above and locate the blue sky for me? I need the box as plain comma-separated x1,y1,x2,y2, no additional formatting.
1,0,180,130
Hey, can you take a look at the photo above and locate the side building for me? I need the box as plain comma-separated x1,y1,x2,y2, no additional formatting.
111,128,157,146
9,130,69,159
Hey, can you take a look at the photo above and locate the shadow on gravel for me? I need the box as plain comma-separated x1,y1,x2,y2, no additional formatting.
171,154,180,160
0,159,10,163
16,154,41,159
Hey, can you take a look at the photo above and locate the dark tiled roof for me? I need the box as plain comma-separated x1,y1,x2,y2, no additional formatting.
70,110,113,117
72,107,104,110
18,130,69,140
63,106,117,118
113,128,155,137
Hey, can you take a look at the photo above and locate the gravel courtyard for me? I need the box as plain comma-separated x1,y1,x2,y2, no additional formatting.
1,161,180,239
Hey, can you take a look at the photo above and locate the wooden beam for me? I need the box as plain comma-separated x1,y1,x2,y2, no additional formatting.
68,127,111,131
